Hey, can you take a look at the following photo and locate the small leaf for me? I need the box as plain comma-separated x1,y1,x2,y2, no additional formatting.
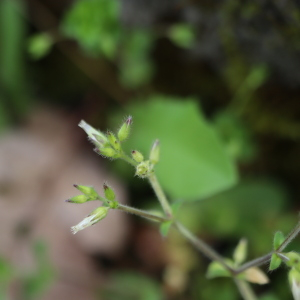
171,200,183,216
206,261,232,279
273,231,285,250
243,267,269,285
269,253,282,271
168,23,196,48
233,238,247,265
160,221,173,237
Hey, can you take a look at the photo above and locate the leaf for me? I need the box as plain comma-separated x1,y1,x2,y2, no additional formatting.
111,96,238,200
273,231,285,250
27,33,53,60
160,221,173,237
206,261,232,279
243,267,269,285
233,238,247,265
269,253,282,271
168,23,196,48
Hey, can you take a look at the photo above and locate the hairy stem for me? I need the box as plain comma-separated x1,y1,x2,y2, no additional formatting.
277,221,300,252
120,152,138,167
117,203,169,223
234,253,272,275
148,173,173,218
175,222,235,274
234,279,258,300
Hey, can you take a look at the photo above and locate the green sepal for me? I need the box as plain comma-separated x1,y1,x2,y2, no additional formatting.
117,116,132,141
103,183,116,201
233,238,247,266
273,231,285,250
149,139,160,165
131,150,144,163
269,253,282,271
108,200,119,209
160,221,173,237
206,260,233,279
107,131,121,151
73,184,98,200
66,194,89,204
99,147,118,158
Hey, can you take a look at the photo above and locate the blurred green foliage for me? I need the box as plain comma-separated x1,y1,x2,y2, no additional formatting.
110,96,237,200
100,271,164,300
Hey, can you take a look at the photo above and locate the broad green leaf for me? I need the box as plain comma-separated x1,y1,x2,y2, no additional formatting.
111,96,237,200
269,253,282,271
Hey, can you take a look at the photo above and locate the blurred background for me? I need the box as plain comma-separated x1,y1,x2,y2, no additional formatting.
1,0,300,299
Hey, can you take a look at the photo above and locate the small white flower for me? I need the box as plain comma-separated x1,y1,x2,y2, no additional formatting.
78,120,108,147
292,278,300,300
71,206,109,234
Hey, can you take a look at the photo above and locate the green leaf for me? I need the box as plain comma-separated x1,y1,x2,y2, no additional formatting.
206,261,232,279
269,253,282,271
159,221,173,237
233,238,247,265
27,33,53,60
171,200,183,216
61,0,121,58
168,23,196,48
273,231,285,250
111,96,237,200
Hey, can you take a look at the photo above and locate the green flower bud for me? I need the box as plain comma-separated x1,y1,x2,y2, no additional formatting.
71,206,109,234
135,160,152,178
149,139,160,165
96,147,118,158
73,184,98,200
65,194,89,204
78,120,108,147
131,150,144,163
286,252,300,272
117,116,132,141
103,183,116,201
107,131,121,151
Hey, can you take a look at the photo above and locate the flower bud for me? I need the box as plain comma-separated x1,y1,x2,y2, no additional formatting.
78,120,108,147
96,147,118,158
71,206,109,234
135,160,152,178
107,131,121,151
65,194,89,204
149,139,160,165
286,252,300,272
131,150,144,163
73,184,98,200
289,268,300,300
117,116,132,141
103,183,116,201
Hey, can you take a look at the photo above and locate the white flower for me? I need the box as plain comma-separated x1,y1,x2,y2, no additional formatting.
78,120,108,147
71,206,109,234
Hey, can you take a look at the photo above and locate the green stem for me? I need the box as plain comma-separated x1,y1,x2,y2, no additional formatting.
117,203,169,223
234,279,257,300
277,221,300,252
175,222,235,274
148,173,173,218
120,152,138,167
